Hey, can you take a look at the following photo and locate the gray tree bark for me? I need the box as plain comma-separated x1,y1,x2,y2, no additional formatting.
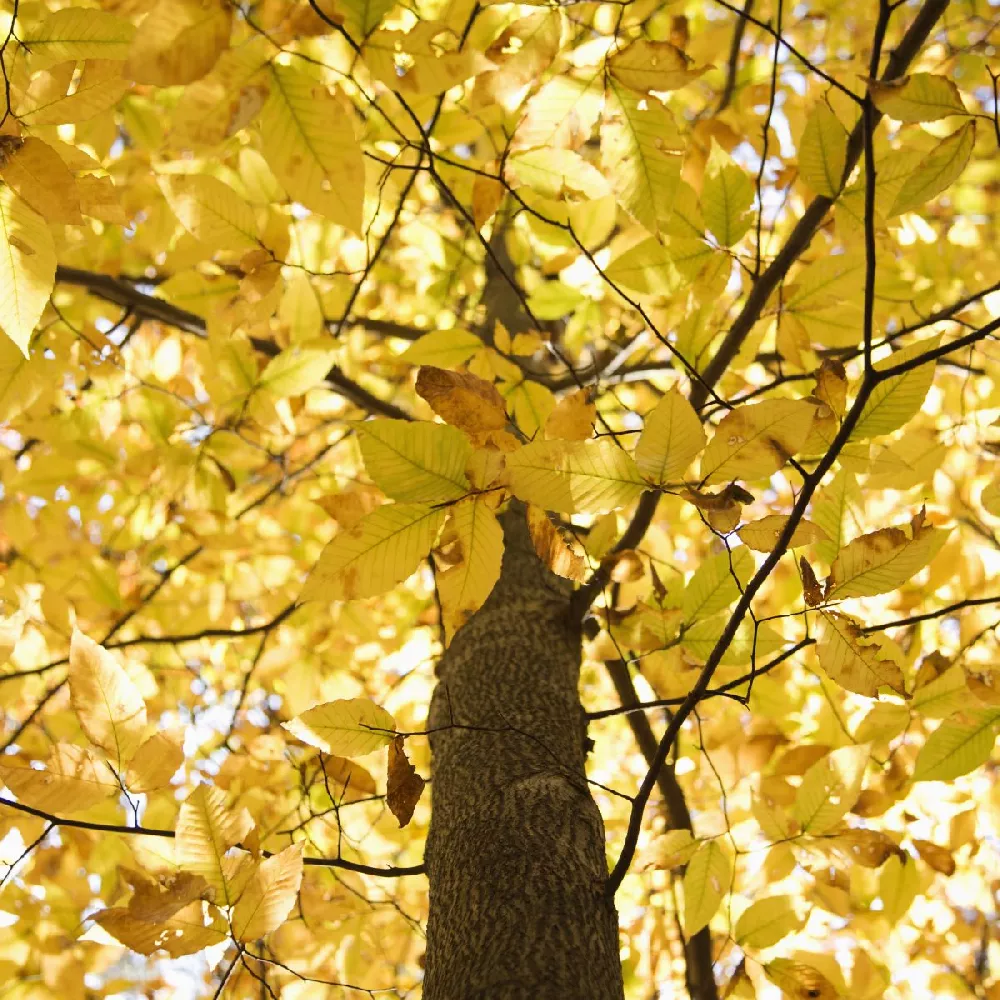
424,504,624,1000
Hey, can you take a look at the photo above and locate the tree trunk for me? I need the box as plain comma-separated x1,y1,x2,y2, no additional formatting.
424,504,624,1000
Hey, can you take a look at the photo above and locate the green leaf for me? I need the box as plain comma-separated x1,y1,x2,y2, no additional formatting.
700,143,755,247
282,698,396,756
338,0,397,37
680,616,785,667
870,73,968,122
798,102,849,198
792,743,869,835
682,840,731,936
735,895,802,949
0,187,56,356
506,438,647,514
301,502,446,602
913,710,1000,782
354,419,471,502
699,399,816,486
682,547,754,622
261,64,364,233
890,122,975,216
811,471,863,565
634,388,706,484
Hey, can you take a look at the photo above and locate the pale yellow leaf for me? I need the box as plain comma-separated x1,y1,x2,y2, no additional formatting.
607,40,706,93
544,389,595,441
890,122,975,216
0,137,82,225
792,743,869,835
817,611,906,698
160,174,259,253
300,502,446,602
258,345,335,398
261,64,364,233
283,698,396,757
735,895,803,949
682,547,754,622
870,73,968,122
175,785,255,904
399,328,482,367
95,901,227,958
0,743,119,814
826,508,948,599
0,187,56,356
21,8,135,67
124,731,184,793
634,388,705,484
701,143,755,247
700,399,816,486
436,497,504,637
17,60,129,126
507,438,646,514
69,630,148,768
231,844,304,942
798,103,848,198
125,0,231,86
683,840,730,936
738,516,828,553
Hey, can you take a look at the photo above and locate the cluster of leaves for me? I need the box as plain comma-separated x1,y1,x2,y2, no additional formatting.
0,0,998,997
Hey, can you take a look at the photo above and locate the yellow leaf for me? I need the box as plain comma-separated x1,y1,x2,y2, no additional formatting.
607,40,706,93
507,438,647,514
526,504,586,581
817,611,906,698
0,137,82,225
680,616,785,666
870,73,968,122
500,376,556,436
0,744,119,814
798,102,848,198
436,497,504,637
792,743,869,835
544,389,595,441
21,8,136,67
301,502,445,601
878,853,919,923
386,736,425,828
682,840,730,936
811,470,863,564
258,345,335,398
982,479,1000,518
825,508,948,599
18,59,129,126
160,174,259,253
283,698,396,757
738,516,828,553
601,77,684,235
231,844,304,942
96,901,227,958
0,333,46,421
125,0,231,86
0,610,24,663
415,366,508,441
913,709,1000,782
0,187,56,356
851,335,941,440
699,399,816,486
69,630,148,768
339,0,397,37
764,960,840,1000
701,143,755,247
682,547,754,622
175,784,255,904
354,419,471,502
735,895,803,949
399,328,482,367
634,388,706,484
261,64,364,233
514,72,603,153
124,731,184,793
890,122,975,216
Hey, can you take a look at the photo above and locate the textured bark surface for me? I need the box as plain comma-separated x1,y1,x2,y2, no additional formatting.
424,505,624,1000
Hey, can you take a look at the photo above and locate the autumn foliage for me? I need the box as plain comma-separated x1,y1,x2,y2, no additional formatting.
0,0,998,997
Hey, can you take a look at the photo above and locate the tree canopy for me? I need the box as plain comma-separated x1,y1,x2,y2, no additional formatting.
0,0,999,996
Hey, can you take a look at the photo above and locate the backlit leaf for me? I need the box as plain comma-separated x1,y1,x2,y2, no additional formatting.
913,710,1000,782
817,611,906,698
634,388,705,484
682,840,731,936
69,630,148,768
507,438,647,514
735,895,802,949
231,844,304,942
738,516,828,553
301,502,446,601
283,698,396,757
0,744,119,813
682,547,754,622
798,103,848,198
890,122,975,216
125,0,231,85
792,743,869,835
870,73,968,122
